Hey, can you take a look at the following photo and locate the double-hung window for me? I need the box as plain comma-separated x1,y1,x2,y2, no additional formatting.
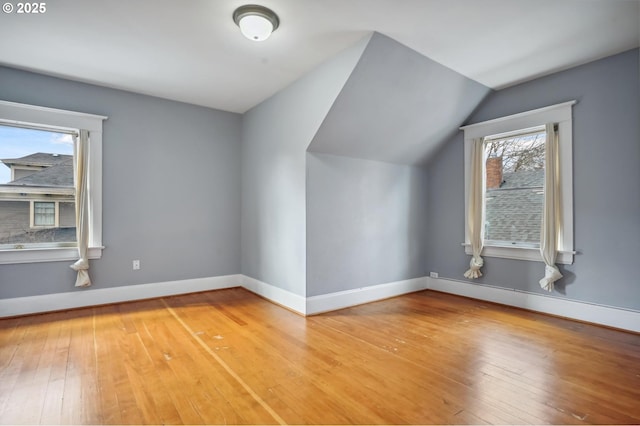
483,126,546,248
462,101,575,265
33,201,56,227
0,100,107,264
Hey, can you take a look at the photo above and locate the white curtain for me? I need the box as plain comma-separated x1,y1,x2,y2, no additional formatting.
70,129,91,287
539,123,562,291
464,137,485,279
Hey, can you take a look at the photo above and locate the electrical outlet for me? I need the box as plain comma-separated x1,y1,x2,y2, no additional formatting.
133,260,140,270
429,272,438,278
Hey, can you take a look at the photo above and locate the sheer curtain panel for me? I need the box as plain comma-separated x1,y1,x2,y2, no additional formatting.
464,137,485,279
70,129,91,287
539,123,563,291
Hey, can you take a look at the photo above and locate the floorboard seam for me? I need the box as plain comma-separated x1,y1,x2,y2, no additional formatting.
160,298,286,425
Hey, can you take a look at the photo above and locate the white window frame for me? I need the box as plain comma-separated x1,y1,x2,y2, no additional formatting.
461,101,575,265
0,100,107,264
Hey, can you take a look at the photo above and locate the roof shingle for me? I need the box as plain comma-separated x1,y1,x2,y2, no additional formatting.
485,169,544,244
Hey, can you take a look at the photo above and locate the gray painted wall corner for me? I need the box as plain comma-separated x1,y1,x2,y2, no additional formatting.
240,35,371,296
306,153,428,297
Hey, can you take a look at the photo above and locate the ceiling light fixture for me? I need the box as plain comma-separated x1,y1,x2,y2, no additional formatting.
233,4,279,41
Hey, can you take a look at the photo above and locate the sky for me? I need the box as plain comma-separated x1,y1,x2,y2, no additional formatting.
0,125,74,184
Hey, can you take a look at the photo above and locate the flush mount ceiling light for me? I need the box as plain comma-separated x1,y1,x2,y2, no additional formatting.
233,4,280,41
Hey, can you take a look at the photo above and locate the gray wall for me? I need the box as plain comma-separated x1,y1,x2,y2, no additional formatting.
3,42,637,314
307,153,428,296
0,66,242,299
426,49,640,310
241,36,370,296
0,201,29,240
59,202,75,227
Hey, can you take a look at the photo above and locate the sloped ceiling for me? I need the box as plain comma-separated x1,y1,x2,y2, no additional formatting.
1,1,636,113
307,33,491,165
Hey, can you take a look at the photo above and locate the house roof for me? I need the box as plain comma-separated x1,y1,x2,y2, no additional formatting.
0,152,73,168
500,169,544,189
0,153,74,189
0,226,76,244
8,160,74,188
485,169,544,244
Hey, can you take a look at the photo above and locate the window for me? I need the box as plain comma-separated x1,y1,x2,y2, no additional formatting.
0,100,107,264
484,126,546,248
0,126,76,247
462,101,575,264
0,125,76,248
33,202,55,227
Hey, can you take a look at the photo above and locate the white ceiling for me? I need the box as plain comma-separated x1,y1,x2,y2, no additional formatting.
1,0,638,113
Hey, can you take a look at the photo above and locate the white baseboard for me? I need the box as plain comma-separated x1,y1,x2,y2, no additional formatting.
240,275,307,315
3,273,422,318
306,276,429,315
427,277,640,333
0,274,242,318
4,274,637,333
239,275,428,316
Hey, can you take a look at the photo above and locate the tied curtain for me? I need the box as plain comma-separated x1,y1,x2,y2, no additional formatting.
539,123,563,291
70,129,91,287
464,137,485,279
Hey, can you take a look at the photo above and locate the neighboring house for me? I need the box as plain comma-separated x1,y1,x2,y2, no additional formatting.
0,152,76,245
484,156,544,246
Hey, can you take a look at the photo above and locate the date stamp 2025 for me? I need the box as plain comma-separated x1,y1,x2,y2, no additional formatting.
3,2,47,14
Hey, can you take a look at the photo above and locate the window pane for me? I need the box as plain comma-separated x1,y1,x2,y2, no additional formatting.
484,131,545,247
34,202,55,226
0,125,76,249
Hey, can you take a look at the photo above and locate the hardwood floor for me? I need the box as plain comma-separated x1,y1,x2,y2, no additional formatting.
1,288,639,425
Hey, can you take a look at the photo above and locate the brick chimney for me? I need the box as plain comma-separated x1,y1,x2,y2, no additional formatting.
486,156,503,189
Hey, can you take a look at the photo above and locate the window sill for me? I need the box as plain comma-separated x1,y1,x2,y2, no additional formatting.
463,243,574,265
0,246,104,265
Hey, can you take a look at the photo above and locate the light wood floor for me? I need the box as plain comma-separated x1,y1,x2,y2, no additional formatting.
1,288,639,425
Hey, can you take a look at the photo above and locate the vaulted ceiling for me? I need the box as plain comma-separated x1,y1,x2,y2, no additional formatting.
1,0,637,113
